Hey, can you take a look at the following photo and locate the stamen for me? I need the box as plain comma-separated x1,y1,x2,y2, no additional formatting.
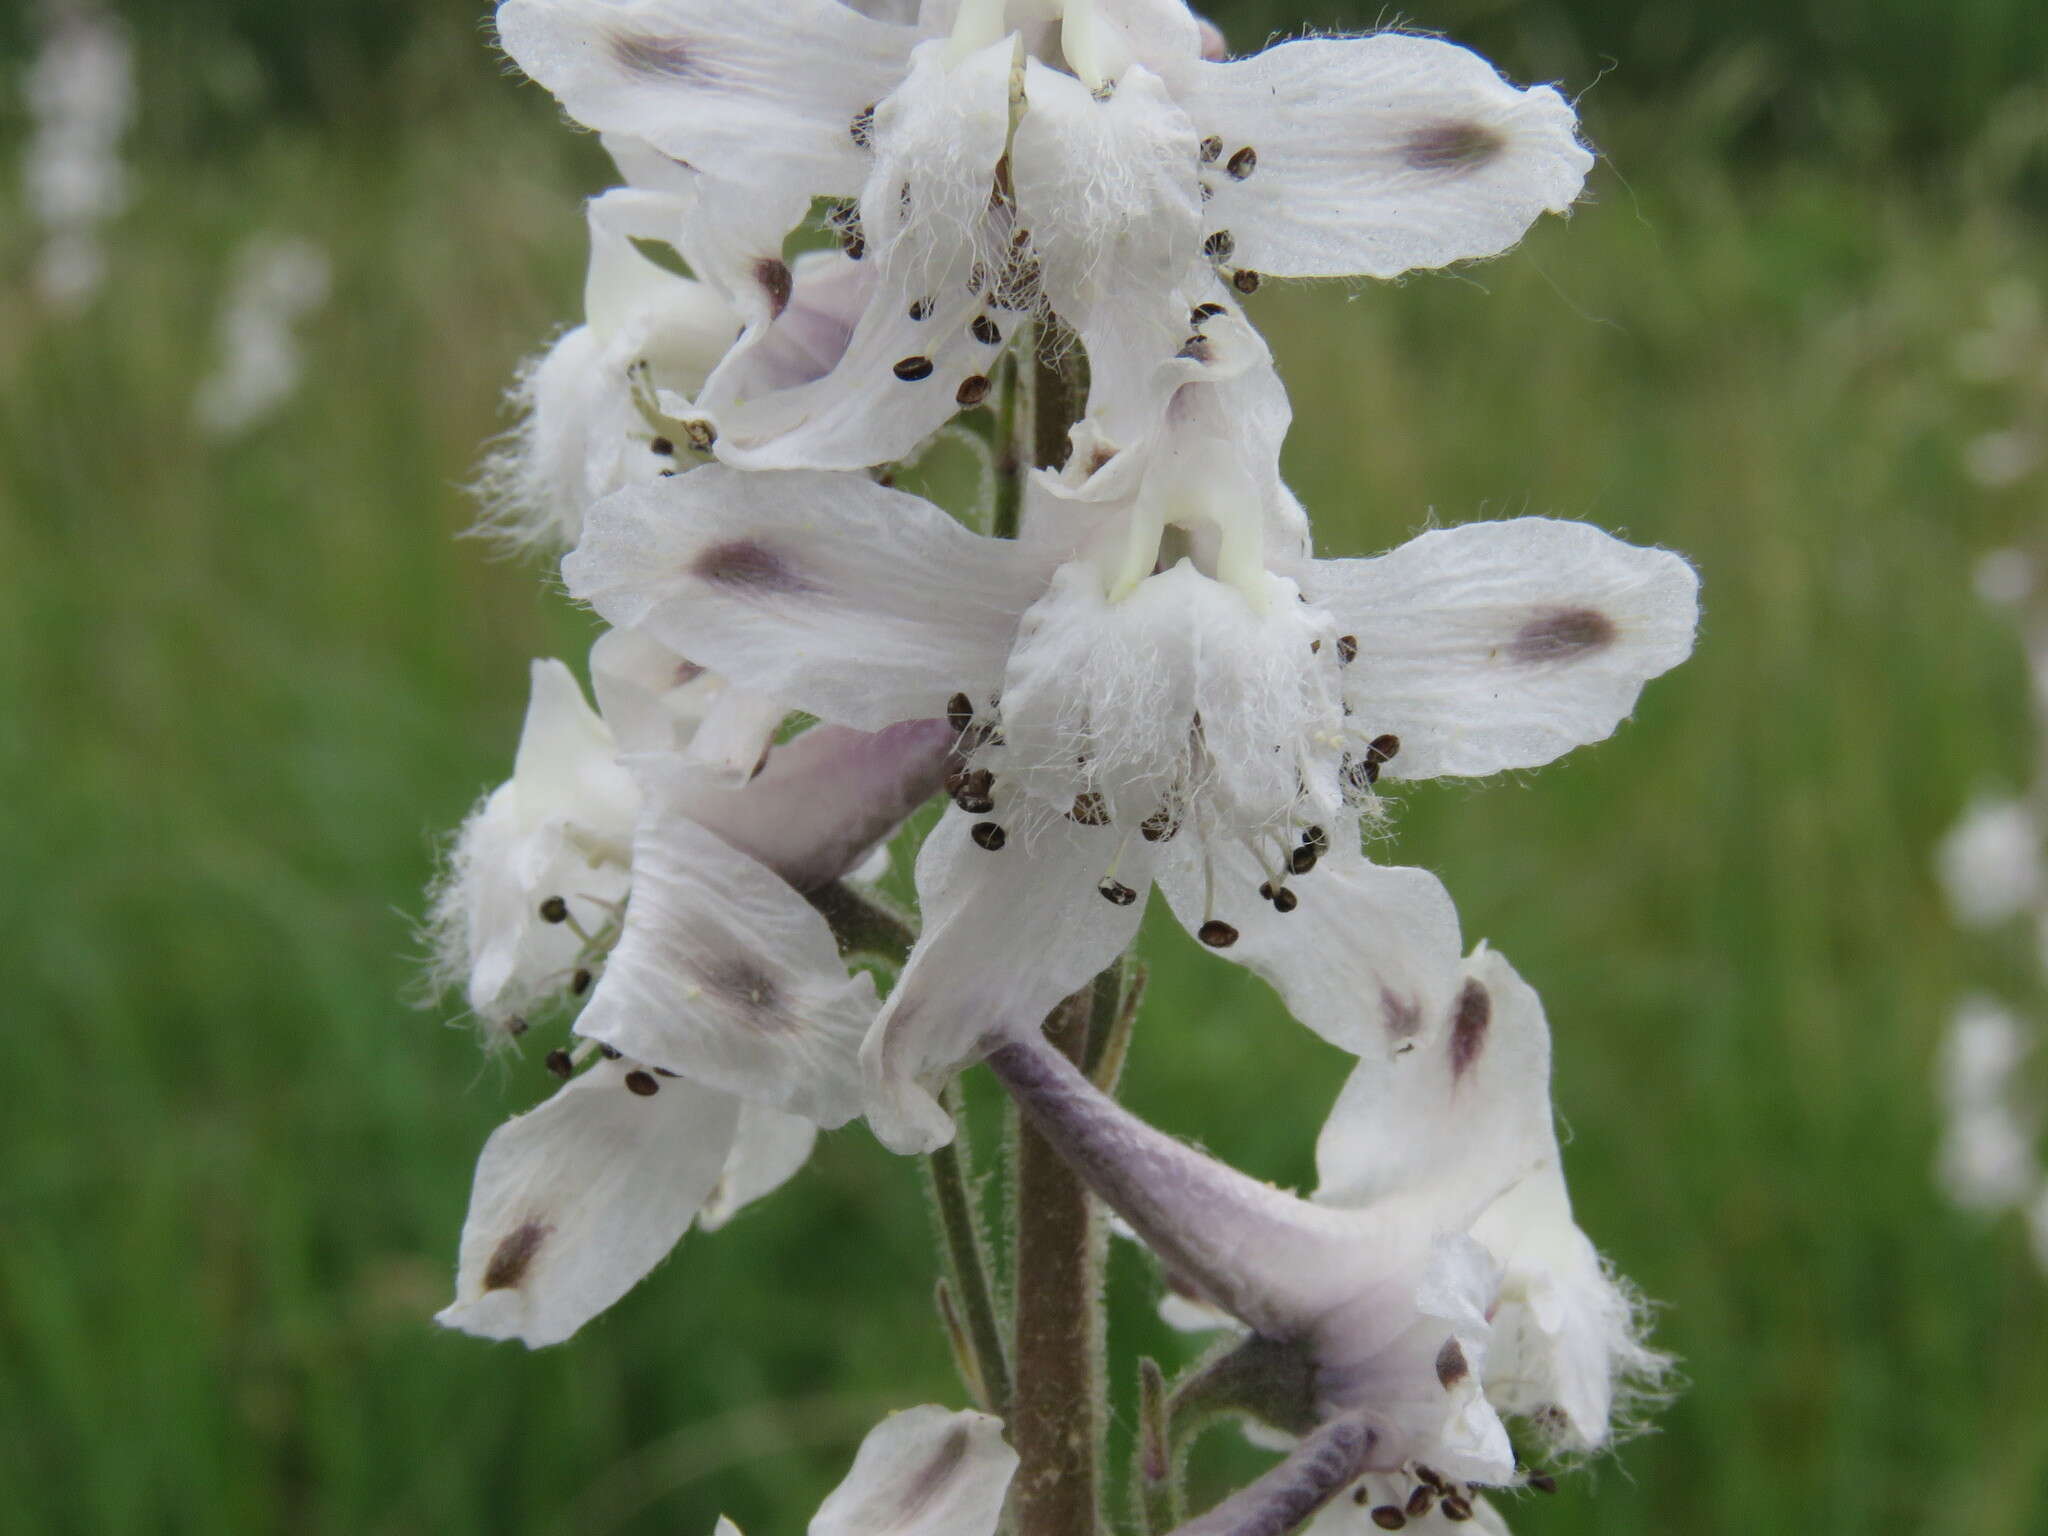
571,968,593,996
538,895,570,924
956,374,991,407
1405,1486,1434,1517
1199,135,1223,163
946,691,975,732
908,297,933,321
1440,1495,1473,1522
1336,634,1358,664
970,821,1007,851
650,436,674,456
970,314,1003,346
953,768,996,815
1527,1475,1557,1495
543,1048,574,1080
894,356,935,381
1232,269,1262,294
1069,791,1110,826
1097,878,1138,906
1226,145,1257,179
596,1041,622,1060
849,104,875,150
1203,230,1235,261
1370,1508,1407,1531
624,1069,660,1096
1197,919,1239,948
1190,301,1226,323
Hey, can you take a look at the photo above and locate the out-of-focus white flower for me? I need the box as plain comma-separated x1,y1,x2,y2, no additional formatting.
434,642,952,1345
495,0,1593,471
1974,547,2035,608
21,1,133,309
193,235,332,438
714,1405,1017,1536
1935,997,2040,1215
566,335,1698,1151
1963,429,2041,491
1936,797,2042,930
986,943,1659,1512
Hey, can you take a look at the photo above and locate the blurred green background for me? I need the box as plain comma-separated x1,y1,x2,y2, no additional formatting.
4,1,2047,1532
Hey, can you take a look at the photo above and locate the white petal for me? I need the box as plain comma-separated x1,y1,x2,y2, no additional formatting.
862,810,1156,1152
1315,946,1555,1231
1011,61,1206,456
712,37,1020,470
698,1103,818,1230
1472,1160,1654,1453
1310,518,1699,780
811,1405,1018,1536
513,658,639,826
656,719,955,892
576,817,878,1125
1063,0,1203,82
437,1060,740,1347
496,0,914,197
696,246,874,414
565,467,1054,730
1156,841,1463,1058
1170,36,1592,280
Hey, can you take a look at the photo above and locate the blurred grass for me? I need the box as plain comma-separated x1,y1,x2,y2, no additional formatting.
5,5,2048,1535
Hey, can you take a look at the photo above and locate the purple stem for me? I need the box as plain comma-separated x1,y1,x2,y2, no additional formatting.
1165,1416,1376,1536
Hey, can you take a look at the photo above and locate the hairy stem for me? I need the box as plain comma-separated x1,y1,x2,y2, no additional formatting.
990,342,1026,540
807,880,917,966
1008,978,1108,1536
1164,1417,1376,1536
923,1083,1012,1417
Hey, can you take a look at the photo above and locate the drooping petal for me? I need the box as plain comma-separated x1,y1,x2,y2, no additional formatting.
660,718,954,893
809,1405,1018,1536
1062,0,1204,84
574,817,877,1125
1011,60,1206,456
697,1102,818,1231
1155,841,1463,1059
1309,518,1699,781
496,0,914,199
437,1059,740,1347
1169,35,1592,280
861,809,1157,1153
711,37,1022,470
565,467,1055,731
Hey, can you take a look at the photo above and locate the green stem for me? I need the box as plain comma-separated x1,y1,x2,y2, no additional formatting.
922,1083,1012,1418
1008,980,1107,1536
990,342,1026,541
806,881,917,966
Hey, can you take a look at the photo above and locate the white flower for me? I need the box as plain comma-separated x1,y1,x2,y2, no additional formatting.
714,1404,1017,1536
1935,996,2040,1215
1935,796,2042,930
435,644,954,1345
194,234,332,438
494,0,1593,470
983,943,1657,1499
564,342,1698,1149
1302,1474,1511,1534
479,161,871,550
23,1,133,309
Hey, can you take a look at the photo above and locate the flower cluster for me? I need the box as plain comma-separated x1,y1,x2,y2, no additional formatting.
426,2,1698,1529
21,0,133,310
1933,549,2048,1269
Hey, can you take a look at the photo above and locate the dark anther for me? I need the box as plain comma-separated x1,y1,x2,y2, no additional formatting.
1140,808,1180,843
1370,1509,1407,1531
841,225,866,260
1203,230,1235,260
653,1066,679,1078
658,468,677,478
538,895,569,924
1353,1489,1371,1507
1367,733,1401,767
955,374,991,407
1272,887,1298,913
756,257,793,319
597,1042,621,1060
970,821,1007,851
650,436,674,456
1258,880,1275,900
1440,1496,1474,1522
1310,637,1322,654
850,104,875,149
1302,825,1330,857
1199,134,1223,163
1197,919,1239,948
946,692,975,731
908,297,932,321
1200,181,1214,202
1175,333,1211,361
1288,844,1319,876
571,968,593,996
684,418,717,451
893,356,935,381
1336,633,1358,664
1527,1474,1558,1495
544,1048,574,1080
1405,1487,1435,1518
624,1069,660,1097
506,1015,529,1038
1415,1468,1449,1495
953,768,995,815
1231,268,1262,294
1226,145,1257,179
1097,878,1138,906
970,314,1002,346
1191,301,1226,322
1069,792,1110,826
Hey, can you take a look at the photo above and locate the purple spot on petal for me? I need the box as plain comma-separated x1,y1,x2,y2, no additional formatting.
691,539,817,596
1403,121,1506,174
755,257,792,320
1381,987,1424,1039
482,1221,551,1291
1449,980,1490,1081
1435,1336,1470,1388
608,31,714,82
897,1424,973,1521
1510,607,1617,663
